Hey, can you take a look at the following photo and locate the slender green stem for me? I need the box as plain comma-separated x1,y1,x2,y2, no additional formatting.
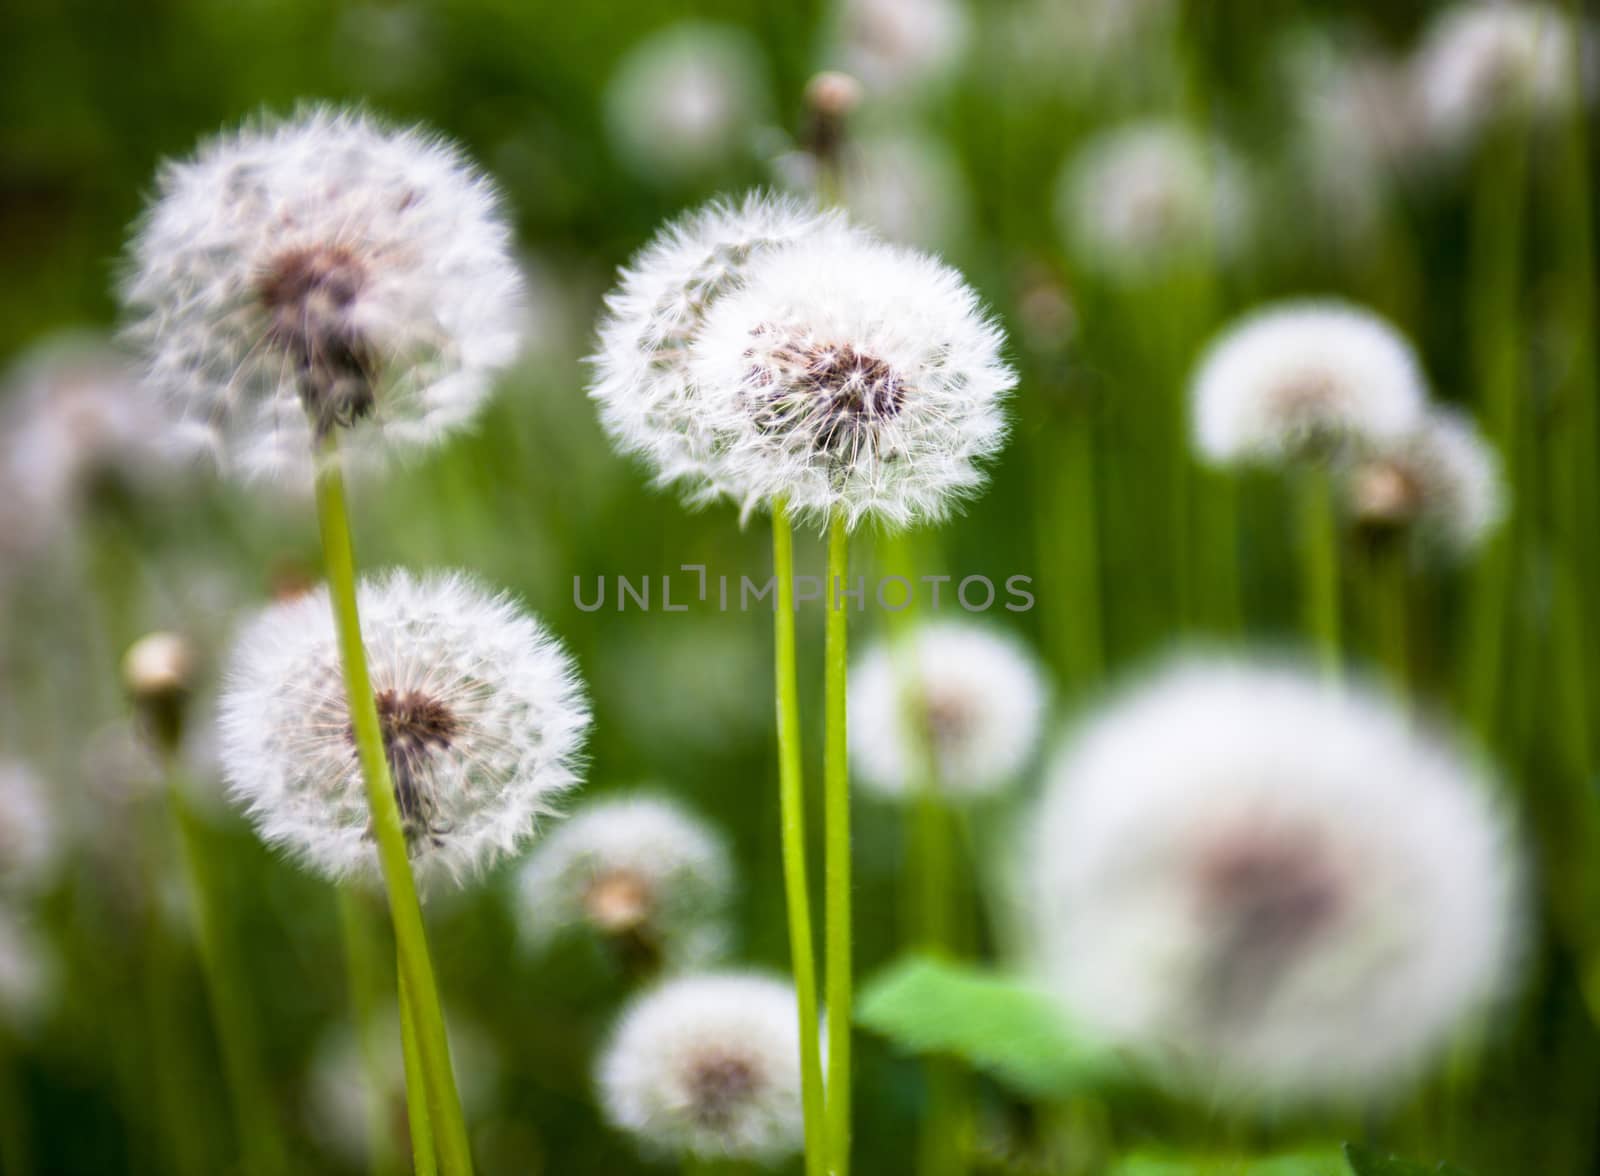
399,967,439,1176
1365,544,1409,695
337,890,405,1176
1043,412,1103,691
824,512,853,1175
166,771,287,1176
771,500,828,1176
313,436,473,1176
1296,469,1341,675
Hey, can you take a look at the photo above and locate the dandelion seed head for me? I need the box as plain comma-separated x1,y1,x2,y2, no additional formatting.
1058,121,1252,281
0,906,54,1034
0,760,62,897
120,107,525,485
605,23,772,183
1191,301,1429,467
1030,656,1523,1105
516,793,733,969
690,232,1013,529
1347,407,1505,555
1415,2,1587,152
835,0,970,96
849,622,1048,800
597,972,803,1162
219,569,589,888
589,193,856,508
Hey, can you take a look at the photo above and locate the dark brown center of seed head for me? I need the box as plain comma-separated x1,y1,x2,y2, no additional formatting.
746,330,907,455
684,1051,760,1130
1352,460,1424,528
583,870,654,934
257,245,378,437
921,690,974,755
348,688,459,847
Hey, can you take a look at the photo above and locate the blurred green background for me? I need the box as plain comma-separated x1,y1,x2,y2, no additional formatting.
1,0,1598,1173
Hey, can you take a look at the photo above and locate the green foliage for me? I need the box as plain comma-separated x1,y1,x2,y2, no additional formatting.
1342,1143,1472,1176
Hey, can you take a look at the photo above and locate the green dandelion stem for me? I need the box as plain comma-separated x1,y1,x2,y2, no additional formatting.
771,499,828,1176
824,510,853,1175
398,965,439,1176
1296,468,1342,675
337,889,406,1176
313,435,473,1176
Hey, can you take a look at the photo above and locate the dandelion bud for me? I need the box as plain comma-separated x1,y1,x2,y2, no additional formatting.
1030,656,1523,1105
123,631,196,751
598,972,805,1163
219,570,589,887
517,793,732,971
121,108,525,485
849,622,1048,801
803,70,864,164
1191,301,1428,468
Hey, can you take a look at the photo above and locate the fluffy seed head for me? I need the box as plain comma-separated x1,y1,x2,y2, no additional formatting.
516,793,733,969
120,107,525,485
1030,656,1523,1105
834,0,971,95
849,622,1049,801
1058,121,1252,281
1414,2,1587,152
604,23,772,183
0,906,54,1033
219,569,589,887
0,761,62,897
689,231,1014,529
1346,407,1506,555
589,193,856,508
597,972,804,1162
1191,301,1429,467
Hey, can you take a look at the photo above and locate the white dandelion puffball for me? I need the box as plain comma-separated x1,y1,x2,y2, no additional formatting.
0,905,55,1033
1058,121,1252,281
121,108,525,486
516,793,733,968
689,230,1013,529
836,0,970,96
598,972,804,1163
1414,2,1587,152
219,569,589,887
0,760,62,896
589,193,856,507
1346,407,1506,555
605,23,772,183
1191,301,1429,467
1030,656,1523,1104
849,622,1048,801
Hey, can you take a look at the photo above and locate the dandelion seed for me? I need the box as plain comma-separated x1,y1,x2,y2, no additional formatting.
1030,656,1523,1104
219,569,589,887
689,230,1013,529
1346,407,1505,555
517,793,733,969
597,972,805,1163
1058,121,1252,281
848,622,1048,800
0,760,62,897
604,23,773,183
589,193,857,508
1191,301,1429,468
834,0,971,96
1414,2,1588,153
120,108,525,485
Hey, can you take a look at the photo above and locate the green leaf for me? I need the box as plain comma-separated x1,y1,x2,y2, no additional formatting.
1342,1142,1472,1176
854,954,1127,1099
1114,1151,1345,1176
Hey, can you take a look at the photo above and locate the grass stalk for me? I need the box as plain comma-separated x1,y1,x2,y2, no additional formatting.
771,499,829,1176
313,436,473,1176
1296,469,1341,674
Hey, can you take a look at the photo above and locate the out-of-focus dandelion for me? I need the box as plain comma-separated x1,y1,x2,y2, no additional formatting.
1345,407,1505,556
833,0,970,97
598,972,805,1164
0,760,61,898
1191,301,1429,468
604,23,772,183
219,569,590,887
848,622,1048,801
1057,121,1252,281
516,793,733,970
689,229,1013,529
1030,656,1523,1105
0,906,55,1035
120,108,525,484
993,0,1176,93
1413,2,1589,153
589,193,856,508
